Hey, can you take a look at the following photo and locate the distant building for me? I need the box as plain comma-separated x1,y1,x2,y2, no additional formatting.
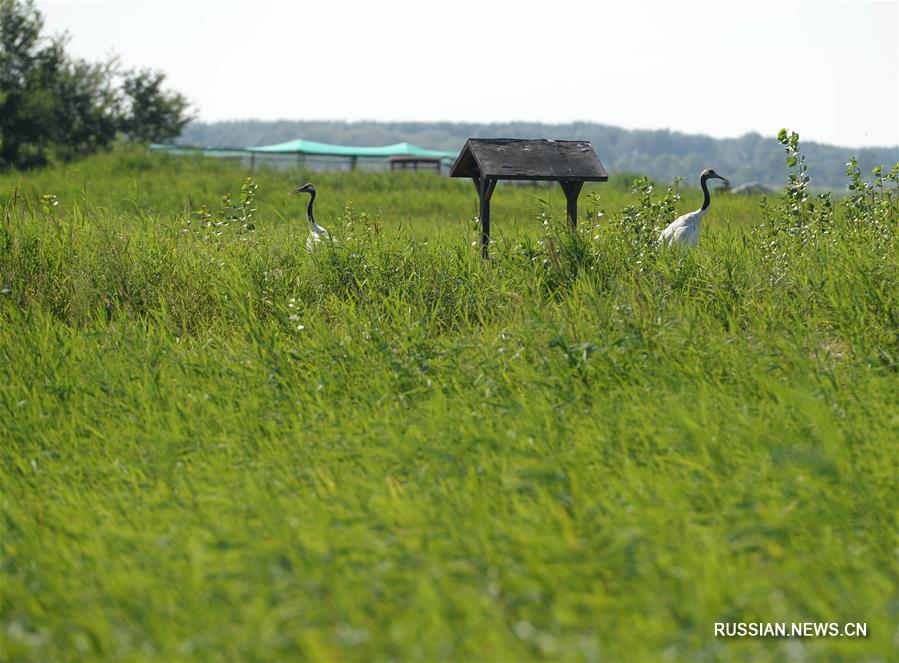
731,182,777,195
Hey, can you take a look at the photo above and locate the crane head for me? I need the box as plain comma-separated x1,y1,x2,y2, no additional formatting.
291,183,316,195
702,169,729,186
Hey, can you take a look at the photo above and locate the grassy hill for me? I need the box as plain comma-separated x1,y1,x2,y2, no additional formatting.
1,148,896,661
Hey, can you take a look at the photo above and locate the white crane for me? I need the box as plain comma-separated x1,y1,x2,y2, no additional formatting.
290,183,330,251
659,169,729,246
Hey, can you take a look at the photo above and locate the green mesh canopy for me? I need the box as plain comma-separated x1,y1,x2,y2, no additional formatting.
150,140,458,162
247,139,457,159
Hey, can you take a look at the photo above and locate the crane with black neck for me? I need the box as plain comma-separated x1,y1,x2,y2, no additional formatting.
290,183,330,251
659,169,729,246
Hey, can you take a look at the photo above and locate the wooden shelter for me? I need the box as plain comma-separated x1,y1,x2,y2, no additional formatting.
450,138,608,257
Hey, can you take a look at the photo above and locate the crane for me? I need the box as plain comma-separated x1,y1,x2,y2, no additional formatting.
659,169,729,246
290,183,330,251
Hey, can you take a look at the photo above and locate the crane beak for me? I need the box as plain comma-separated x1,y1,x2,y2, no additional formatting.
715,175,729,186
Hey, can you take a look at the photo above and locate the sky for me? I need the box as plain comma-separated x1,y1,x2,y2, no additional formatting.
36,0,899,148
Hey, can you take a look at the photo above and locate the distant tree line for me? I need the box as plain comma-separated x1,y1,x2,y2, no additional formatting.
0,0,192,169
180,120,898,190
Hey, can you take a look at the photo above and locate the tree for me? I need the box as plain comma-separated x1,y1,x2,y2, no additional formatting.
120,68,192,144
0,0,192,169
0,0,68,167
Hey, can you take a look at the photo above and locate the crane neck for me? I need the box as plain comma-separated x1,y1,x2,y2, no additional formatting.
700,175,711,211
306,191,316,228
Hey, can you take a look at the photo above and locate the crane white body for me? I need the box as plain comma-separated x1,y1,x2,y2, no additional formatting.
659,168,728,247
305,218,330,251
659,208,705,246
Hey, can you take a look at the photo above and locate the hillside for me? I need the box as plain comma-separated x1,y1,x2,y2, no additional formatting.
179,120,898,190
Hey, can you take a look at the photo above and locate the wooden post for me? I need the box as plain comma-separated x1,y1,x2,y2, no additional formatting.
473,176,497,258
350,156,358,171
250,152,256,171
559,180,584,228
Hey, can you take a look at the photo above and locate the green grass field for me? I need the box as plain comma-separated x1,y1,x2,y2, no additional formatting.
1,150,897,661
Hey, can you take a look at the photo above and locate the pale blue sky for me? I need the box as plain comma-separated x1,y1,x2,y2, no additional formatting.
37,0,898,147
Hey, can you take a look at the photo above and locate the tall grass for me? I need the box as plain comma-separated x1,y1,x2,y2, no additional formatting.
1,146,897,661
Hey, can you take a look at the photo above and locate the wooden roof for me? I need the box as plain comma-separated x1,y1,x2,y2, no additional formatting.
449,138,608,181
